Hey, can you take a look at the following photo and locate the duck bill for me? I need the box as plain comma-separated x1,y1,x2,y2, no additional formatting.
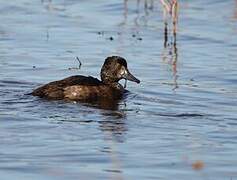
123,69,140,84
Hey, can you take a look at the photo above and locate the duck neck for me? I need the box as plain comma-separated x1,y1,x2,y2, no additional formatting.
103,81,124,91
112,82,124,90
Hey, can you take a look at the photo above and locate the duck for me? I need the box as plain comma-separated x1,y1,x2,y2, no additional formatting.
31,56,140,101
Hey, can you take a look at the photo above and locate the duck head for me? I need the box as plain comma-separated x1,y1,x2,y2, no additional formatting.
100,56,140,85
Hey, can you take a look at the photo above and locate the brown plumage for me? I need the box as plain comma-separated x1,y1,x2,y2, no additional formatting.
31,56,140,101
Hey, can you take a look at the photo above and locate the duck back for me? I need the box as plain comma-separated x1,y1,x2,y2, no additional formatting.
31,75,102,100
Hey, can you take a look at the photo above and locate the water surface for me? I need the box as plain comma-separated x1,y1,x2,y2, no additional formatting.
0,0,237,179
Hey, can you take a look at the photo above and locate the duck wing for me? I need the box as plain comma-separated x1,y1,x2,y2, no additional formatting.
31,75,102,99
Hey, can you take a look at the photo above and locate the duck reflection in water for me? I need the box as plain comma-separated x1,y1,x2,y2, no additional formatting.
99,112,128,143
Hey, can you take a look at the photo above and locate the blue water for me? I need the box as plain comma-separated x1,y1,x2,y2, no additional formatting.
0,0,237,179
